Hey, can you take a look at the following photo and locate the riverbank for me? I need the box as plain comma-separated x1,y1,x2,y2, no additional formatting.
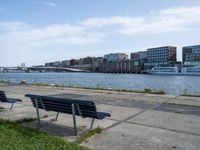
1,80,166,95
1,72,200,95
3,79,200,97
0,83,200,149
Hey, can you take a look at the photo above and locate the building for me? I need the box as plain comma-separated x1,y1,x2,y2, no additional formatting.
21,63,26,67
104,53,128,62
131,51,147,60
45,61,60,67
72,57,96,71
82,57,95,64
60,60,70,68
144,46,177,70
182,45,200,65
93,57,103,72
70,59,80,66
99,58,146,73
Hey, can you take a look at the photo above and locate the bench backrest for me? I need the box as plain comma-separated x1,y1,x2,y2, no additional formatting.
0,90,7,102
25,94,98,119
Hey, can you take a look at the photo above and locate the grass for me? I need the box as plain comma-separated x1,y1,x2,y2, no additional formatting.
75,127,104,144
20,80,28,85
53,84,166,95
180,88,200,97
32,82,51,86
0,80,10,83
0,119,91,150
180,93,200,97
0,80,166,95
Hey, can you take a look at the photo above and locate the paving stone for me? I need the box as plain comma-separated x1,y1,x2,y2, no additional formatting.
128,110,200,135
83,122,200,150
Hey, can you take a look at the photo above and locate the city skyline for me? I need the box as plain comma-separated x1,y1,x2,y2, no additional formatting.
0,0,200,66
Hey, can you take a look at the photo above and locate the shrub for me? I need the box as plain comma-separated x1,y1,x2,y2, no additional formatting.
20,80,27,84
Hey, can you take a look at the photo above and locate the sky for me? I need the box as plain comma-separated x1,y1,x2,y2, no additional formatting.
0,0,200,66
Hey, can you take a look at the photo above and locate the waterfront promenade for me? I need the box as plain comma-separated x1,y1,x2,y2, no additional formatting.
0,82,200,150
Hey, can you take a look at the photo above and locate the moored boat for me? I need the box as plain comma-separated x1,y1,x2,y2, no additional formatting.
148,65,200,75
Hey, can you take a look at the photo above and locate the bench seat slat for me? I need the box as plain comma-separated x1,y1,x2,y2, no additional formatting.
31,100,97,112
32,103,98,118
26,94,111,120
31,99,96,110
0,90,22,110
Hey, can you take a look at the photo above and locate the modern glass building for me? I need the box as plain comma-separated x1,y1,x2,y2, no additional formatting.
182,45,200,64
144,46,177,69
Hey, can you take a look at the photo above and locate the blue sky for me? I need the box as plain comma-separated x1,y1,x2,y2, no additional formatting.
0,0,200,66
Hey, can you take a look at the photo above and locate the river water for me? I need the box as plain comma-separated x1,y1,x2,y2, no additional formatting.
0,72,200,95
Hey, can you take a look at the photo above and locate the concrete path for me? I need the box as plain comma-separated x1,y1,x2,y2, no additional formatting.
0,83,200,150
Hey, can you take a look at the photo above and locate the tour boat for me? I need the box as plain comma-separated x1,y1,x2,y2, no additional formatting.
148,65,200,75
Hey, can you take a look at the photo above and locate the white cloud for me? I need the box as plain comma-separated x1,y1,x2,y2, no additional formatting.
81,16,145,28
1,5,199,50
82,6,200,35
0,22,103,66
41,2,57,7
0,5,200,65
0,22,30,31
0,23,103,46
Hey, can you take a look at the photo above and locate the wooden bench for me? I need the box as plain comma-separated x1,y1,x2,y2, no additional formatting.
0,90,22,110
25,94,111,135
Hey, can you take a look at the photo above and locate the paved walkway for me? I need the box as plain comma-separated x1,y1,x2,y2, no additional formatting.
0,83,200,150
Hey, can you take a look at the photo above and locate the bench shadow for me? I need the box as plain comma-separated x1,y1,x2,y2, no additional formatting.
27,120,85,137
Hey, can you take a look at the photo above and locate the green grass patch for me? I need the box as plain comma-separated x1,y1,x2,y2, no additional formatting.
75,127,103,144
52,84,166,95
0,80,166,95
0,119,91,150
0,80,10,83
32,82,51,86
180,93,200,97
20,80,28,85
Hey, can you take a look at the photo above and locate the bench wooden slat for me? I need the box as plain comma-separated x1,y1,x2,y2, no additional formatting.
0,90,22,110
0,91,7,102
25,94,111,135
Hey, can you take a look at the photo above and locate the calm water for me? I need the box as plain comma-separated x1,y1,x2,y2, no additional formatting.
0,72,200,95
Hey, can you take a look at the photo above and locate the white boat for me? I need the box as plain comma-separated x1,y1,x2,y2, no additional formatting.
181,66,200,75
148,65,200,75
148,65,179,75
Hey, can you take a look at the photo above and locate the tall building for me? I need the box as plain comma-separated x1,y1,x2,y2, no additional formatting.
131,51,147,60
60,60,70,67
82,57,95,64
182,45,200,65
70,59,80,65
104,53,128,62
45,61,61,67
144,46,177,69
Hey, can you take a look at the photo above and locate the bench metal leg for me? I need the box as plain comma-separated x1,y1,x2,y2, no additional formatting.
55,112,59,121
90,118,95,130
71,104,77,136
10,102,14,111
35,99,41,127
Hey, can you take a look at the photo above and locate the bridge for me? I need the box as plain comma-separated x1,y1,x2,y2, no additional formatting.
0,66,86,73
